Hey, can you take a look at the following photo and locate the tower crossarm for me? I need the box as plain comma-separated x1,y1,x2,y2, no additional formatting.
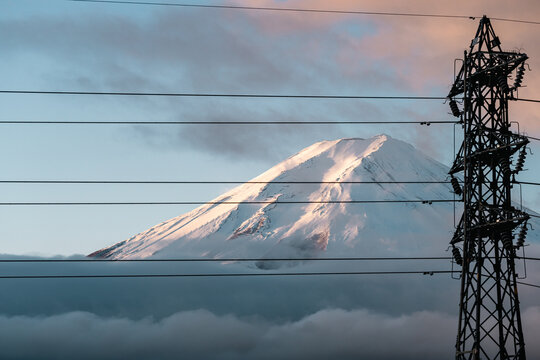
468,133,528,162
467,206,529,238
448,52,527,98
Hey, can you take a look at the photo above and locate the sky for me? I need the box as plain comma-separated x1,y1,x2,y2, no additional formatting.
1,1,540,359
2,0,540,256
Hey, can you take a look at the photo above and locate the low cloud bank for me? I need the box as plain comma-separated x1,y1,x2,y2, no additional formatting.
2,307,539,360
0,308,456,360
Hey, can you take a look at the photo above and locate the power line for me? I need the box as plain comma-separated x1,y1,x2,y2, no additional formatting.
11,255,533,263
491,17,540,26
0,120,458,125
67,0,540,26
5,178,534,189
0,269,455,279
0,90,447,100
516,281,540,289
0,180,452,185
519,256,540,261
0,199,458,206
514,98,540,104
67,0,473,19
525,135,540,142
516,256,540,261
7,91,540,106
476,275,540,289
514,181,540,186
0,256,452,263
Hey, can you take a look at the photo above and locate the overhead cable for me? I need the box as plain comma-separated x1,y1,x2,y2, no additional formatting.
516,281,540,289
5,255,534,263
0,256,452,263
67,0,540,25
518,256,540,261
514,98,540,104
0,269,455,279
66,0,472,19
0,120,458,125
0,90,447,100
514,181,540,186
524,135,540,142
0,199,458,206
491,17,540,25
0,180,452,185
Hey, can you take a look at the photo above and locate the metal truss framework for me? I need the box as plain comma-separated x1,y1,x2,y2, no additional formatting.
448,16,530,360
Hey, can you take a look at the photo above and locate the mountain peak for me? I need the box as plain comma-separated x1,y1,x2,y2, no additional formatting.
339,133,390,142
90,135,453,261
253,134,405,182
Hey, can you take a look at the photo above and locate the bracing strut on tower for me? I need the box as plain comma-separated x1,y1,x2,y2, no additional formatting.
448,16,531,360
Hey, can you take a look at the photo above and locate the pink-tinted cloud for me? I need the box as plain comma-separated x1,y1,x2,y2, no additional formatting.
235,0,540,135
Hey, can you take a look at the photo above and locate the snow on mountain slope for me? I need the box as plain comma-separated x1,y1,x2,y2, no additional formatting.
90,135,540,261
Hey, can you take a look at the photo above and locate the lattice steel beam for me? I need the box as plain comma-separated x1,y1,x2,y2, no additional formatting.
448,16,530,360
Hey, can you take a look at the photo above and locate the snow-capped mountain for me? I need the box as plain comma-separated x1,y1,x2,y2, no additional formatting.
90,135,539,261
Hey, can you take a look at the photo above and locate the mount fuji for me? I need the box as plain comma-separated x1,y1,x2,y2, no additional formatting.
89,135,539,262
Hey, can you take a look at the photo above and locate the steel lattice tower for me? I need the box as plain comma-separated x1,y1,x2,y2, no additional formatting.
448,16,530,360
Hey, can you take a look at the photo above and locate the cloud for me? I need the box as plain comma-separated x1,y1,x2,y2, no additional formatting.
2,306,540,360
0,308,454,360
0,3,470,161
240,0,540,134
128,102,349,162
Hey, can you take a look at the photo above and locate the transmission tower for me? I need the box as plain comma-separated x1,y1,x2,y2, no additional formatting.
448,16,530,360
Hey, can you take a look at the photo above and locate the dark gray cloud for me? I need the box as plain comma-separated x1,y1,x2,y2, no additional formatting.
0,8,437,161
124,97,446,163
128,102,346,161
